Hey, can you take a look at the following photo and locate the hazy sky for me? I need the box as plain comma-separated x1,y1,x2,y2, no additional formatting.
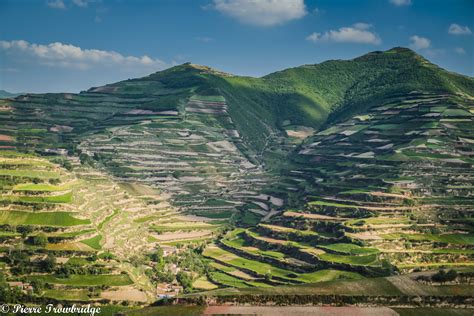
1,0,473,93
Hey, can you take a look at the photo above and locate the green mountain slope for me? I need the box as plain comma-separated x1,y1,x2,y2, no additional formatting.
1,47,473,220
194,49,474,291
191,47,474,158
0,47,473,304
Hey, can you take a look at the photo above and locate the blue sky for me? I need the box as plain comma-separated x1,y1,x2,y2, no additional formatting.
0,0,473,93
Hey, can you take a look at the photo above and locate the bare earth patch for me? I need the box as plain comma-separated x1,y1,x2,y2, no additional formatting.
46,242,95,251
284,211,349,221
285,126,315,139
193,276,218,290
49,125,73,132
176,215,215,222
101,286,148,302
153,230,213,242
204,306,398,315
0,135,13,142
348,231,382,241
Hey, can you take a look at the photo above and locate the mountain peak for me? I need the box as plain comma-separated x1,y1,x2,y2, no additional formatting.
148,47,427,83
386,46,417,54
163,62,231,77
352,46,422,62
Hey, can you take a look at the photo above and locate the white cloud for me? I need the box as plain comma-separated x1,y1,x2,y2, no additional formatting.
306,23,381,45
212,0,307,26
389,0,412,6
73,0,89,8
448,23,472,35
454,47,466,54
409,35,430,50
0,40,166,70
306,33,320,42
47,0,66,9
352,22,372,30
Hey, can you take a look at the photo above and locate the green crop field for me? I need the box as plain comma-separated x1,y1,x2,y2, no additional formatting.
97,209,119,230
28,274,133,286
81,234,102,250
42,289,90,301
0,169,60,179
382,233,474,245
12,183,70,192
66,257,94,265
0,210,90,226
319,243,379,255
221,230,287,259
290,269,364,283
208,271,251,288
319,253,380,266
204,246,300,282
1,191,73,203
187,276,405,297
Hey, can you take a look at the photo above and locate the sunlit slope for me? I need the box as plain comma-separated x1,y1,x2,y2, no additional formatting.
0,151,222,302
212,47,474,145
0,47,473,226
198,83,473,292
276,91,474,271
1,47,472,154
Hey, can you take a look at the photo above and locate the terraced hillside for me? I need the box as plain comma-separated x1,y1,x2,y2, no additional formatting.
78,94,279,221
0,150,223,302
200,93,474,292
0,48,473,310
194,51,474,294
284,91,474,270
0,64,293,224
181,267,474,315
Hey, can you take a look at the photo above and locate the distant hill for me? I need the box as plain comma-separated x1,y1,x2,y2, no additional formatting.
0,89,23,98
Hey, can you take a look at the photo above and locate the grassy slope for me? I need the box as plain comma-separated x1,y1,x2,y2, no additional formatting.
205,47,473,152
28,274,133,286
3,47,472,156
0,210,89,226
